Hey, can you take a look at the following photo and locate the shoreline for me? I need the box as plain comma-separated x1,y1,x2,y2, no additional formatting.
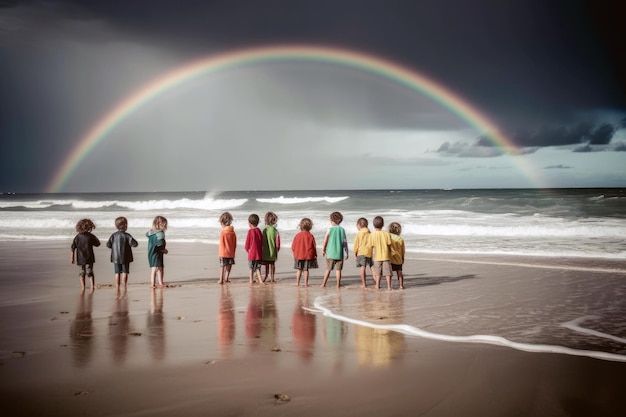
1,240,626,416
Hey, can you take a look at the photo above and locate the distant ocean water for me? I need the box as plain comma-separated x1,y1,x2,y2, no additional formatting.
1,188,625,259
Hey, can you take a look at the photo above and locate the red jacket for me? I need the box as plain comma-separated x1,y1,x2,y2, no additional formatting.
245,227,263,261
291,231,317,260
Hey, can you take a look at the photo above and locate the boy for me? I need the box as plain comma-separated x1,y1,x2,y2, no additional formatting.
370,216,392,290
106,216,138,288
218,212,236,284
353,217,373,288
321,211,348,288
245,213,264,285
388,222,405,289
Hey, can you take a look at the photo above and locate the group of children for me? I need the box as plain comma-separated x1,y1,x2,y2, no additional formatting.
71,215,168,290
70,210,405,291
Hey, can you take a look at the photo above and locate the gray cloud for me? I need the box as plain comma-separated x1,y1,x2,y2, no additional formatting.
544,164,572,169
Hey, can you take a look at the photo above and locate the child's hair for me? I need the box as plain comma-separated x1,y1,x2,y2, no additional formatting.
299,218,313,231
373,216,384,229
357,217,368,228
219,212,233,226
152,216,168,231
75,218,96,233
248,213,260,226
330,211,343,225
264,211,278,226
388,222,402,235
115,216,128,231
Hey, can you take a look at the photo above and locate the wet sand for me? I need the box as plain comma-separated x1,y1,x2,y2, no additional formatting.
1,240,626,416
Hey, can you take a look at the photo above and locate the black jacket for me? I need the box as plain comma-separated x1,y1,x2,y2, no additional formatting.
106,230,138,264
71,232,101,265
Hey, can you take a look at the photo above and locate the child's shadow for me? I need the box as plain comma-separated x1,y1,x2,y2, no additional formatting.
403,273,477,288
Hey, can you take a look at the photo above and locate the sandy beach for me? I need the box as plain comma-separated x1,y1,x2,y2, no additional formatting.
1,240,626,416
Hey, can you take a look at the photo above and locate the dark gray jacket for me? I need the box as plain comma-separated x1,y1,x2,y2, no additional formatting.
106,230,138,264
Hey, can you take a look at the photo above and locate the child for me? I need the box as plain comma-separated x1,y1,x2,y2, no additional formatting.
218,212,236,284
106,216,138,288
321,211,349,288
388,222,406,289
353,217,373,288
370,216,392,290
245,213,263,285
146,216,168,288
261,211,281,283
71,218,101,290
291,218,318,287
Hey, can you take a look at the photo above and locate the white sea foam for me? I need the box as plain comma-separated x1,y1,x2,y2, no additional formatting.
313,296,626,363
256,196,349,204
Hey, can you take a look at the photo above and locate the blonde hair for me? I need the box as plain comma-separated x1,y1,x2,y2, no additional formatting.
219,212,233,226
264,211,278,226
152,216,168,231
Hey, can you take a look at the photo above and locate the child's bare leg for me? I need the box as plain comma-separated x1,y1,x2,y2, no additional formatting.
296,269,302,286
321,269,331,287
255,269,264,285
336,270,341,288
249,270,254,285
225,265,231,282
360,266,366,288
150,267,157,287
385,275,392,290
269,263,275,282
398,271,404,289
157,267,165,287
303,270,309,287
80,276,86,290
218,266,225,284
122,273,128,286
115,273,121,287
88,275,95,289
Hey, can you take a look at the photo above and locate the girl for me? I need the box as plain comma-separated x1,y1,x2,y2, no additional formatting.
146,216,168,288
71,218,101,290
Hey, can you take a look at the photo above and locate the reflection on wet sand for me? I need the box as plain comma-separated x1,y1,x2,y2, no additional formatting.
109,287,133,365
292,288,316,362
218,286,235,358
356,291,405,368
244,286,279,352
69,289,94,367
147,288,166,362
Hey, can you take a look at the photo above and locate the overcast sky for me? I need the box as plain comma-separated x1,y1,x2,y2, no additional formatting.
1,0,625,192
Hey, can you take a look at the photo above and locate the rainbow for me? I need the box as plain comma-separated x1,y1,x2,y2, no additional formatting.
48,44,541,192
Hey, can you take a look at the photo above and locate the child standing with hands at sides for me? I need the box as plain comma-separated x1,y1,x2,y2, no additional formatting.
389,222,406,289
218,212,236,284
370,216,393,290
353,217,373,288
146,216,168,288
261,211,280,283
321,211,349,288
245,213,264,285
291,218,318,287
106,216,138,288
71,218,101,291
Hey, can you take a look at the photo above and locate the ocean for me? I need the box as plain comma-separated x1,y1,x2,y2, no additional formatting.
2,188,626,362
1,188,625,259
